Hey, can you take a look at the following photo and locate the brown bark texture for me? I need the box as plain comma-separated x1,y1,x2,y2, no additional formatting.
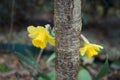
54,0,82,80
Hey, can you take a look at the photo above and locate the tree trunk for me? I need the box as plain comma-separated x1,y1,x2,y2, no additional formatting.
54,0,82,80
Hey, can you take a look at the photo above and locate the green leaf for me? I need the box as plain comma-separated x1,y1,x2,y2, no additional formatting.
14,52,35,67
78,69,92,80
46,53,55,66
14,52,40,72
48,29,55,37
46,71,56,80
38,77,45,80
94,59,109,80
25,50,38,61
38,71,56,80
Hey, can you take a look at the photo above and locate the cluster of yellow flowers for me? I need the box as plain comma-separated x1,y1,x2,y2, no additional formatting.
27,25,103,58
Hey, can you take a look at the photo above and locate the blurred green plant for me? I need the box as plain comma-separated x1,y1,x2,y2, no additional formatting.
0,64,11,72
46,53,55,66
94,59,109,80
78,69,92,80
14,52,56,80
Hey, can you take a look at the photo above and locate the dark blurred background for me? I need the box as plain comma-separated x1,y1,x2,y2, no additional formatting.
0,0,54,31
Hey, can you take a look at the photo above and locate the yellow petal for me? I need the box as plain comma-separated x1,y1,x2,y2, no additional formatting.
27,26,40,38
37,26,55,46
27,26,38,33
37,26,45,29
79,47,87,56
92,44,103,49
86,48,98,58
85,43,103,51
47,35,55,46
37,26,47,32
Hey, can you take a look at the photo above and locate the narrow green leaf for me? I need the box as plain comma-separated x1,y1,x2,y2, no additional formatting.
46,53,55,66
25,50,37,61
25,50,41,68
38,71,56,80
78,69,92,80
94,59,109,80
14,52,39,72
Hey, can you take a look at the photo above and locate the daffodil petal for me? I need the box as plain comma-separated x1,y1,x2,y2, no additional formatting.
27,26,38,33
47,35,55,46
37,26,48,33
93,44,103,49
80,47,87,56
86,48,97,58
92,44,103,52
27,26,40,38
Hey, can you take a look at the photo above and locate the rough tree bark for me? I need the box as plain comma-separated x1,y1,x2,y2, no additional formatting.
54,0,82,80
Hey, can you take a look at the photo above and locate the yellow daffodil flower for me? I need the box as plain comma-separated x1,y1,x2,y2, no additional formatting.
27,25,55,49
80,42,103,58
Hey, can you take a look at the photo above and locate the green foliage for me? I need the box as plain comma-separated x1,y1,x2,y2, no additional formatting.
46,53,55,66
0,64,11,72
14,52,40,73
46,71,56,80
48,29,55,37
78,59,109,80
38,71,56,80
0,64,5,72
14,52,56,80
47,25,55,37
94,59,109,80
78,69,92,80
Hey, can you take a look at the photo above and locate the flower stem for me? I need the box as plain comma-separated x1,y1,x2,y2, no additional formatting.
37,49,44,62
